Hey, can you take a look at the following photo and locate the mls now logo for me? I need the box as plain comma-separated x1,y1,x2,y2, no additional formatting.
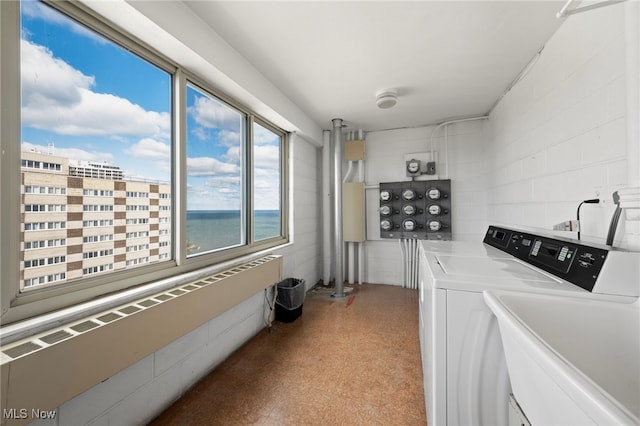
3,408,57,420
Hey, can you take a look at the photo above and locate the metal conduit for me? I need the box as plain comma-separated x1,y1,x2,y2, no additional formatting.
400,238,420,290
322,130,332,286
399,239,407,289
332,118,345,297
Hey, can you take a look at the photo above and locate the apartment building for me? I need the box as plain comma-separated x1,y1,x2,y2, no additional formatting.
20,150,171,290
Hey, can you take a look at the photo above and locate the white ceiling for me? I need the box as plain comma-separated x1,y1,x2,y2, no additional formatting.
184,1,565,132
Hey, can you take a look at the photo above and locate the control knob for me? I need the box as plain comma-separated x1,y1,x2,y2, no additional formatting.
380,190,392,202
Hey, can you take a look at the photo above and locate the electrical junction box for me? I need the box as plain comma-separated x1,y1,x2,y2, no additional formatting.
379,179,452,240
344,140,365,161
342,182,365,242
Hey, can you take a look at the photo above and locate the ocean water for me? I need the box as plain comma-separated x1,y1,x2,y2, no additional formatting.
186,210,280,255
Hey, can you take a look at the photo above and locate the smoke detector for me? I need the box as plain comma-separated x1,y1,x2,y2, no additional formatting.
375,89,398,109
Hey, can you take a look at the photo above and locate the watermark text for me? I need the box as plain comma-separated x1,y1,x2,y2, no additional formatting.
3,408,57,420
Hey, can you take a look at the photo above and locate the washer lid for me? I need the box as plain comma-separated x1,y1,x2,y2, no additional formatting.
436,255,559,282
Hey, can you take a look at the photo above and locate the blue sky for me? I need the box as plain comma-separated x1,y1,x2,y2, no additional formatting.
20,0,281,210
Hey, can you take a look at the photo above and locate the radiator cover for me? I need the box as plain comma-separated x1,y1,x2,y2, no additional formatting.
0,255,282,425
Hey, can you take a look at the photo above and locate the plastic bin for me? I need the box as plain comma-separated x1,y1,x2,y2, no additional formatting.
275,278,305,323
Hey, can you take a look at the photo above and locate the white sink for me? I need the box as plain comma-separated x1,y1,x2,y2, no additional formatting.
484,290,640,425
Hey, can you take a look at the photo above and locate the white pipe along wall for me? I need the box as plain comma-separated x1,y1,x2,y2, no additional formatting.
322,130,332,285
624,0,640,249
331,119,345,297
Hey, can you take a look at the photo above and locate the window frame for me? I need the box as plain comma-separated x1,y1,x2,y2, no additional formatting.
184,79,249,257
0,0,289,325
250,117,288,244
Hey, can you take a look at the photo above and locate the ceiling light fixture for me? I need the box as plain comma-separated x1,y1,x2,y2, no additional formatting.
376,89,398,109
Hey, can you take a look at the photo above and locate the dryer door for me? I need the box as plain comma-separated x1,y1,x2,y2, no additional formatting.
446,289,512,426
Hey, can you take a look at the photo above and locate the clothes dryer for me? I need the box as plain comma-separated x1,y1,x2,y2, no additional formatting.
418,226,638,426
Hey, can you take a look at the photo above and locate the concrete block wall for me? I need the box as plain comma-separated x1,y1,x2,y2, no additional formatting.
363,123,487,285
274,137,323,291
486,2,637,248
46,292,265,426
28,138,322,426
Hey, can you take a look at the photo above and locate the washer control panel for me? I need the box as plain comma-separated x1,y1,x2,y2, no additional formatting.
483,225,609,292
379,180,452,240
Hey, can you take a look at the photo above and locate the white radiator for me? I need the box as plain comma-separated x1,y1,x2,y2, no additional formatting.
0,255,282,426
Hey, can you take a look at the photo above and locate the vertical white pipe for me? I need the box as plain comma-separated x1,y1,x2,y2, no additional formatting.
343,161,353,183
358,242,364,284
358,159,366,284
410,240,415,289
405,239,410,289
348,242,355,284
626,0,640,188
399,239,406,288
625,0,640,250
322,130,332,285
413,240,420,290
332,118,345,297
408,239,414,289
410,240,413,289
444,125,449,179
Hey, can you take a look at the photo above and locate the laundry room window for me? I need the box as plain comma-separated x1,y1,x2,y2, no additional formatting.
1,0,289,325
18,0,174,292
252,121,283,242
185,83,246,256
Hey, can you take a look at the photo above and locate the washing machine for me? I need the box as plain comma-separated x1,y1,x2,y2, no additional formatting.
418,225,639,426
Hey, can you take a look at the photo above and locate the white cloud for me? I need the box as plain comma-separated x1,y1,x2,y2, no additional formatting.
188,95,242,131
187,185,210,196
223,146,242,164
254,176,280,209
125,138,171,160
124,138,171,179
188,175,242,210
191,127,210,141
187,157,240,176
254,145,280,170
21,141,114,163
21,40,94,108
21,1,108,44
190,128,239,147
21,39,170,139
219,130,241,148
253,124,280,145
218,188,237,194
204,176,240,194
254,179,273,189
206,176,241,186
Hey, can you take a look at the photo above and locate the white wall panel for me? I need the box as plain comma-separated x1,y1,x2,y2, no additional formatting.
486,2,638,248
55,355,154,426
365,240,403,286
274,136,322,290
363,122,488,285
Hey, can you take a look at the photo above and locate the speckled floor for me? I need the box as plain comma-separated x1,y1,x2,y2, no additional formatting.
149,283,426,425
